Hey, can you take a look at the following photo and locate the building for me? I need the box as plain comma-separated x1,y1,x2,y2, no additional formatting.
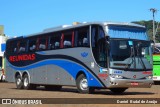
0,25,7,81
0,25,7,56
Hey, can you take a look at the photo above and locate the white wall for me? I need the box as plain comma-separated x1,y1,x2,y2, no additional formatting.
0,36,7,57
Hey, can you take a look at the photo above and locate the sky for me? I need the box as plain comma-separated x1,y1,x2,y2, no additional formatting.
0,0,160,37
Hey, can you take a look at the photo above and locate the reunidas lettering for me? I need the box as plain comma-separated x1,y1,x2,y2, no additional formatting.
9,54,35,62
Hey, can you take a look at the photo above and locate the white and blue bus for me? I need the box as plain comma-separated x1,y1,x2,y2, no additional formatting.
5,22,153,94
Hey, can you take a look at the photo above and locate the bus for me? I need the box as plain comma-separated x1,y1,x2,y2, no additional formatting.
5,22,153,94
153,43,160,84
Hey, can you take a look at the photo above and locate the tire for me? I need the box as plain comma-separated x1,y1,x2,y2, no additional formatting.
15,75,23,89
23,74,36,90
110,88,127,94
76,74,94,94
45,85,62,91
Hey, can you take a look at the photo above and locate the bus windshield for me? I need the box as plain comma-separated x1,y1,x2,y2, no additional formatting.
110,39,152,71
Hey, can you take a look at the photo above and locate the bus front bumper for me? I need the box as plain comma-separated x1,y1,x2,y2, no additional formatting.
153,76,160,81
107,78,153,88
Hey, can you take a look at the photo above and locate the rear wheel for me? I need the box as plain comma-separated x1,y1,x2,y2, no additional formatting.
110,88,127,94
23,74,36,90
76,74,94,94
15,75,23,89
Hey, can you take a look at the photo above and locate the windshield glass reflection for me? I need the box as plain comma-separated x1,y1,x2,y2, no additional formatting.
110,39,152,71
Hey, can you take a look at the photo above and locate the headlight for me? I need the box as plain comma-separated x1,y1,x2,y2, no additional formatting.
111,74,123,79
145,76,152,79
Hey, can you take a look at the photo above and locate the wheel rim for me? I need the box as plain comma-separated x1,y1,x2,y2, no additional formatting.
24,77,29,87
16,78,21,85
80,78,88,90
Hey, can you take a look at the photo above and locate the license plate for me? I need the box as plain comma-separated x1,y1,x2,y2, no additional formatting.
131,82,139,86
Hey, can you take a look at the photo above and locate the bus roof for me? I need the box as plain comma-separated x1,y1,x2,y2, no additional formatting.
42,21,145,33
10,21,146,39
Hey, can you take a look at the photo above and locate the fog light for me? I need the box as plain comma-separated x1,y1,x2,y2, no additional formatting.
110,81,114,85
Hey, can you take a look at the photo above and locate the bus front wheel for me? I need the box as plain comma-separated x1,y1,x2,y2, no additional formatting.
110,88,127,94
76,74,94,94
15,75,23,89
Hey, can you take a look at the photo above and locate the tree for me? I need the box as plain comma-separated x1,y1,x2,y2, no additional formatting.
156,27,160,42
132,20,160,43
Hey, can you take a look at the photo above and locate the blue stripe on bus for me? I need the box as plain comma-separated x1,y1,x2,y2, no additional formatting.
8,59,103,87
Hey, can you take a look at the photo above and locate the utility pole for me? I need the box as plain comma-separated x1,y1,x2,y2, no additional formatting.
150,8,157,43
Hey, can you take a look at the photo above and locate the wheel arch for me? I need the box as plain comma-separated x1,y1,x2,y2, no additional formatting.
75,69,103,88
22,71,31,83
15,71,22,79
76,70,89,81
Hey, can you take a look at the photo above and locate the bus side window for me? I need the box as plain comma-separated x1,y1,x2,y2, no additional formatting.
29,39,37,52
14,41,20,53
13,45,17,53
18,41,27,53
8,41,18,54
50,37,55,49
63,31,73,48
76,26,89,47
6,41,11,54
49,34,61,50
39,37,47,50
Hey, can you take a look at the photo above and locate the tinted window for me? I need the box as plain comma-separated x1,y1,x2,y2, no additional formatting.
49,33,61,49
28,38,37,52
18,40,27,53
63,31,73,48
38,37,48,50
6,41,18,54
75,26,89,47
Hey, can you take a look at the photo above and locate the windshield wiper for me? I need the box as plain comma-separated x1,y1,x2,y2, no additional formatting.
138,57,146,70
136,46,146,70
125,46,136,69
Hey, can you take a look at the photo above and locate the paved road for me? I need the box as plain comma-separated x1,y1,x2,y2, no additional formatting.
0,82,160,107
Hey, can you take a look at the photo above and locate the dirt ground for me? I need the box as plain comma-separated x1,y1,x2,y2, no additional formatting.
0,82,160,107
